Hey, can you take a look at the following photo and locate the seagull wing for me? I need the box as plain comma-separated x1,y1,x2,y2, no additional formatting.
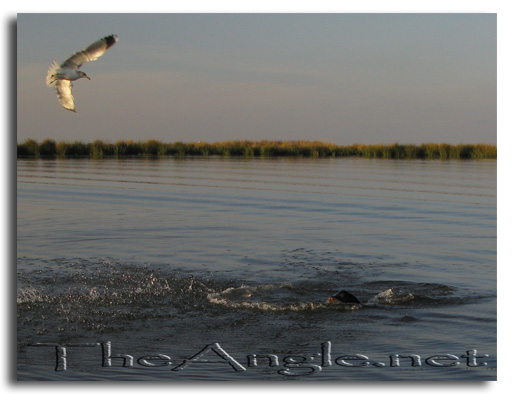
61,34,118,69
55,80,76,112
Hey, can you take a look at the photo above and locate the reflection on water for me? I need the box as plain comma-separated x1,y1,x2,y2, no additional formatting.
17,157,496,380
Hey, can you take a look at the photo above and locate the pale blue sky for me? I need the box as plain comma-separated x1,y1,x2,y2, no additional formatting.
17,13,496,144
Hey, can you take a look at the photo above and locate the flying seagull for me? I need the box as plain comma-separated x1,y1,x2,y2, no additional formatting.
46,34,118,112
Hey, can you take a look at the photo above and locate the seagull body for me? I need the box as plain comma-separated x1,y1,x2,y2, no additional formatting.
46,34,118,112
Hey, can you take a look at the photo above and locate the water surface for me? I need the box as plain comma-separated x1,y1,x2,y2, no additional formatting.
17,157,497,380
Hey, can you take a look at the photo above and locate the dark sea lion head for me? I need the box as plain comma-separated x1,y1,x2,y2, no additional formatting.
327,290,361,304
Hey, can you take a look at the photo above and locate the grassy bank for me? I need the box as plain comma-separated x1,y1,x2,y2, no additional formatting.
17,139,497,160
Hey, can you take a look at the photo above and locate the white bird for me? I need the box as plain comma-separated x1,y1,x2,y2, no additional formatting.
46,34,118,112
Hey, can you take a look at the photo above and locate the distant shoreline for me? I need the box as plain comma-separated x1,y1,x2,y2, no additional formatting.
17,139,496,160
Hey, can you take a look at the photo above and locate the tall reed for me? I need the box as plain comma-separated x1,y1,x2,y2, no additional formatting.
17,139,497,160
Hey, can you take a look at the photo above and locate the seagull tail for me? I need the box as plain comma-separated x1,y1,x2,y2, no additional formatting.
46,60,60,87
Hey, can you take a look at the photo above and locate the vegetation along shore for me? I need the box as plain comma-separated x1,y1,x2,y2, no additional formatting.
17,139,496,159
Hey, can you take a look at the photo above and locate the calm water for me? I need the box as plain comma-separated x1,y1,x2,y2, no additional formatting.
17,157,497,381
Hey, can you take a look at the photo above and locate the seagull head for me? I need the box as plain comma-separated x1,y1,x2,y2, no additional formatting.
78,71,90,80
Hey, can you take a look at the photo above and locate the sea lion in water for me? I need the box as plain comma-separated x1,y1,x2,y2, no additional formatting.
327,290,361,304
